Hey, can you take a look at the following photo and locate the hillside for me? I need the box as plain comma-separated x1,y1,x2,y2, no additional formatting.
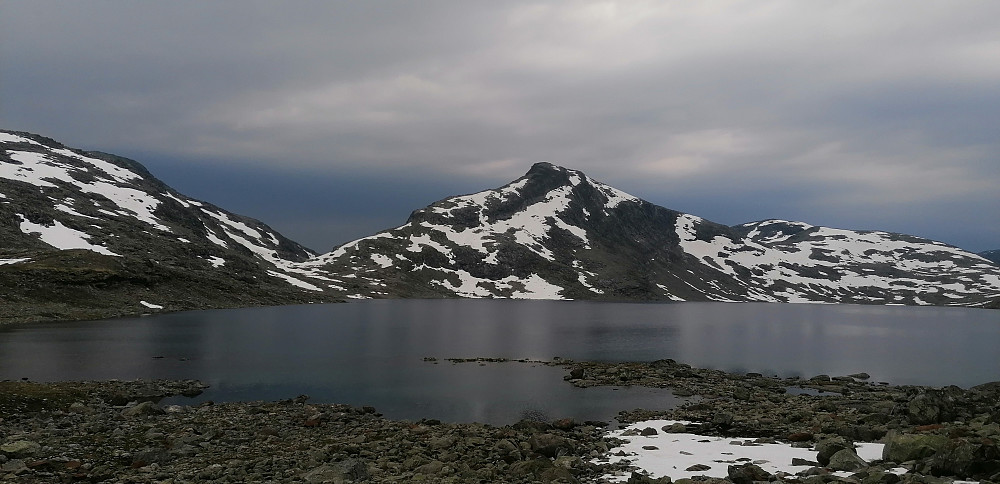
0,130,338,324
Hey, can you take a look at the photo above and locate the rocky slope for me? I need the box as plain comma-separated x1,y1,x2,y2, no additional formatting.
0,130,339,324
303,162,1000,307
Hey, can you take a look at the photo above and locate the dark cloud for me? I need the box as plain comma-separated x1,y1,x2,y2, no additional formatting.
2,1,998,251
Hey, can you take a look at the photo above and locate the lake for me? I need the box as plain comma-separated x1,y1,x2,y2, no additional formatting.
1,300,998,424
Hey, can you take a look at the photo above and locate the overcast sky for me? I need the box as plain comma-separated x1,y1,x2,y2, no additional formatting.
2,1,998,252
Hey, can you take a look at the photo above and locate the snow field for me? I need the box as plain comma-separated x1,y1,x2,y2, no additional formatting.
599,420,887,482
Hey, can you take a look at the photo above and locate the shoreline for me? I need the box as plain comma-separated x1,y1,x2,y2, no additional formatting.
3,360,999,483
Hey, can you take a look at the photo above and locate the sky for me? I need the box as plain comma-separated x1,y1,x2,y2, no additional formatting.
2,1,998,253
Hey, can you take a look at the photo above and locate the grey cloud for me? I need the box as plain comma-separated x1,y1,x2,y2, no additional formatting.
2,0,998,250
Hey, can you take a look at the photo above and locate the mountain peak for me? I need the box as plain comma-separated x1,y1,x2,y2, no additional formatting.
526,161,567,175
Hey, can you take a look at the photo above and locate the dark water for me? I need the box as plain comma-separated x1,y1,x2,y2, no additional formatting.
1,300,997,424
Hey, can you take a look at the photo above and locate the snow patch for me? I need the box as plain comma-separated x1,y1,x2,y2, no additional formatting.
139,301,164,309
17,215,119,256
371,254,394,268
0,132,41,145
268,270,323,292
599,420,884,482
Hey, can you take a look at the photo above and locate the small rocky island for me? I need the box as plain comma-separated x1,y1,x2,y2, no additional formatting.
2,359,998,483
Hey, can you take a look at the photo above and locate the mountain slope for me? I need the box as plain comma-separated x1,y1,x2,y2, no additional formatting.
1,130,338,323
980,249,1000,266
302,163,1000,307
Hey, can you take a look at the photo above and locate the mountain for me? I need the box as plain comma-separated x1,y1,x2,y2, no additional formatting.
1,130,339,324
980,250,1000,266
303,162,1000,307
3,130,998,323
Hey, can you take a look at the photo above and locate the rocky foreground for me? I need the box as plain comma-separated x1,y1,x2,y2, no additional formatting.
2,359,999,483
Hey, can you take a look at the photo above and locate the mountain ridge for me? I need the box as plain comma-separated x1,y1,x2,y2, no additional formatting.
300,162,1000,307
3,130,998,323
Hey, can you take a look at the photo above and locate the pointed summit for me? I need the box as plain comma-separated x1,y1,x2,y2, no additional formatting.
304,163,1000,306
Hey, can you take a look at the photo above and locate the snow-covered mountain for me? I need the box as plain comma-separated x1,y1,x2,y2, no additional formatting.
303,162,1000,307
1,130,337,323
4,130,998,322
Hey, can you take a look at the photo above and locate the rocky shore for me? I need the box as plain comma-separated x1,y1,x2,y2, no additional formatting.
554,358,1000,483
0,379,612,483
2,359,998,483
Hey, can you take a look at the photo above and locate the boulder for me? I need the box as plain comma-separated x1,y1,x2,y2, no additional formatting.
0,441,40,459
928,437,1000,479
627,471,673,483
859,471,901,484
414,460,444,475
728,463,773,484
907,389,959,425
827,448,868,472
508,458,553,478
815,435,852,466
122,401,164,417
302,458,370,483
529,433,574,458
495,439,521,463
882,433,949,463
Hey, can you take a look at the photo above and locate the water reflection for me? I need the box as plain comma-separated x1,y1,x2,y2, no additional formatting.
1,300,998,423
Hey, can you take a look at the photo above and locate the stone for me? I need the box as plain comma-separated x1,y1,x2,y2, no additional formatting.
792,457,819,466
663,423,688,433
68,402,96,414
553,418,577,430
428,435,456,449
414,460,444,475
860,471,901,484
827,448,868,472
131,448,172,467
1,459,27,474
929,437,1000,479
627,471,673,483
495,439,521,463
686,464,711,472
303,458,370,483
539,465,579,483
640,427,658,436
529,433,573,458
122,401,164,417
0,441,40,459
303,464,346,483
728,463,773,484
907,388,959,425
882,433,950,463
508,458,553,478
815,435,852,466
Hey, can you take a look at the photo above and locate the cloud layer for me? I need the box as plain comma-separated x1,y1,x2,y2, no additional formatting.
2,1,998,250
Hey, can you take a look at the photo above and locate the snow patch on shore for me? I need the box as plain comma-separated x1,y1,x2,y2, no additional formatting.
599,420,885,482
